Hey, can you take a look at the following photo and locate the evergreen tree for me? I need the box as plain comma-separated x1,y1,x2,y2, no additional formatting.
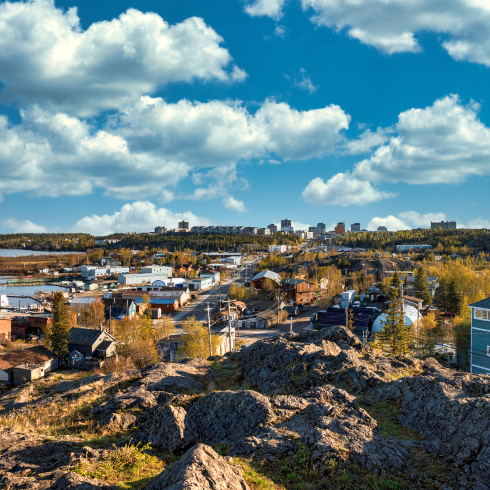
390,271,401,290
49,292,70,358
447,280,462,314
437,277,449,312
414,267,432,305
374,287,412,357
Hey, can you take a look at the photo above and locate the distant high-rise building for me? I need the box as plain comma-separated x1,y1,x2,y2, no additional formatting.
377,226,388,232
334,222,345,234
155,226,167,235
267,223,278,233
431,221,456,230
351,223,361,232
317,223,326,231
178,221,189,230
281,219,292,230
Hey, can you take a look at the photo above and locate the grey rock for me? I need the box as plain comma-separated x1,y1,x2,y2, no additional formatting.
99,412,136,431
240,327,382,395
145,444,249,490
185,390,276,446
375,371,490,484
132,406,187,452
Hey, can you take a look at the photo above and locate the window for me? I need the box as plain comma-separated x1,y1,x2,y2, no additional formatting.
476,309,482,319
483,310,488,320
488,346,490,357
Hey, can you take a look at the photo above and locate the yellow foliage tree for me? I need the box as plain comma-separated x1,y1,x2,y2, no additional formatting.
178,316,222,358
155,315,176,340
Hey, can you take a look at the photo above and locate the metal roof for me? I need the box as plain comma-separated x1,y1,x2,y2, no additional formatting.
70,297,99,305
469,298,490,309
251,270,281,282
68,328,114,346
281,278,307,285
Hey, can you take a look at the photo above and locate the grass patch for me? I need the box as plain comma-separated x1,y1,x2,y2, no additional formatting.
175,393,204,409
73,442,164,489
232,459,285,490
361,401,423,440
208,360,244,391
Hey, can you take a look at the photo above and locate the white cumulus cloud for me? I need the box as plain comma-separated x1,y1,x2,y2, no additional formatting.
368,211,450,231
245,0,287,20
302,173,396,207
73,201,213,235
247,0,490,66
3,218,48,233
352,95,490,185
0,97,350,201
222,196,246,213
0,0,244,116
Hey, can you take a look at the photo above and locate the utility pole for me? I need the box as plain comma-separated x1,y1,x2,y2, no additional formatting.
228,300,232,352
345,307,349,328
290,315,293,334
277,291,281,326
205,303,212,357
109,306,112,335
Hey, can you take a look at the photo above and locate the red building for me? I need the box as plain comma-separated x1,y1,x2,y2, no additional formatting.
11,314,53,339
280,279,314,305
0,319,12,342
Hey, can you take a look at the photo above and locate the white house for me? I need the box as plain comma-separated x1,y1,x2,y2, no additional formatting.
184,277,213,290
141,265,172,276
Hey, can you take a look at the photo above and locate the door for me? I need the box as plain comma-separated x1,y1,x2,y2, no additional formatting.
251,322,256,329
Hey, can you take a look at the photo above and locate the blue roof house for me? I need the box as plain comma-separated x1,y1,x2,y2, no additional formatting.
468,298,490,374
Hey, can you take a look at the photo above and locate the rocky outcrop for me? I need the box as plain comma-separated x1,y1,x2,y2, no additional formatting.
375,363,490,485
94,360,219,416
146,444,249,490
0,372,129,414
240,327,383,394
131,406,187,452
185,390,276,446
99,412,136,431
233,385,407,473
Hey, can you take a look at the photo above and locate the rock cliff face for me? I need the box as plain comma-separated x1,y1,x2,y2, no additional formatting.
0,326,489,490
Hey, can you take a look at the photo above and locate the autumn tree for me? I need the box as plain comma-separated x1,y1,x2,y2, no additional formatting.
142,294,153,321
115,315,158,368
348,309,354,331
155,315,176,340
48,292,71,358
416,312,439,356
178,316,222,358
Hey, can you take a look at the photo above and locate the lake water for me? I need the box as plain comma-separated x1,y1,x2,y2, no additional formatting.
0,249,85,258
0,284,68,307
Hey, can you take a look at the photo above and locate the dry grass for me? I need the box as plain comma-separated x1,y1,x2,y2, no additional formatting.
0,375,139,444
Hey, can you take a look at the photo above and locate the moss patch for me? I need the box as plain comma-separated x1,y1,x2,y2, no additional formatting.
361,401,423,440
73,442,164,489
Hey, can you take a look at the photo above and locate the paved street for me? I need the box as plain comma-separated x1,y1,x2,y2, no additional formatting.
170,256,262,332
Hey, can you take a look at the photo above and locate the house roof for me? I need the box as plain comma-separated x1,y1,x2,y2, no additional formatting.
0,345,57,371
70,297,99,305
281,278,308,285
68,328,114,346
102,298,135,309
251,270,281,283
403,295,424,303
96,340,114,351
134,298,177,305
469,298,490,309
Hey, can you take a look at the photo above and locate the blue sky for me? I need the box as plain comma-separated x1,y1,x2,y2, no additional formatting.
1,0,490,235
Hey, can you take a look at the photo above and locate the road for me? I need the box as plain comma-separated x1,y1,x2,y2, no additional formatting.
170,256,262,331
